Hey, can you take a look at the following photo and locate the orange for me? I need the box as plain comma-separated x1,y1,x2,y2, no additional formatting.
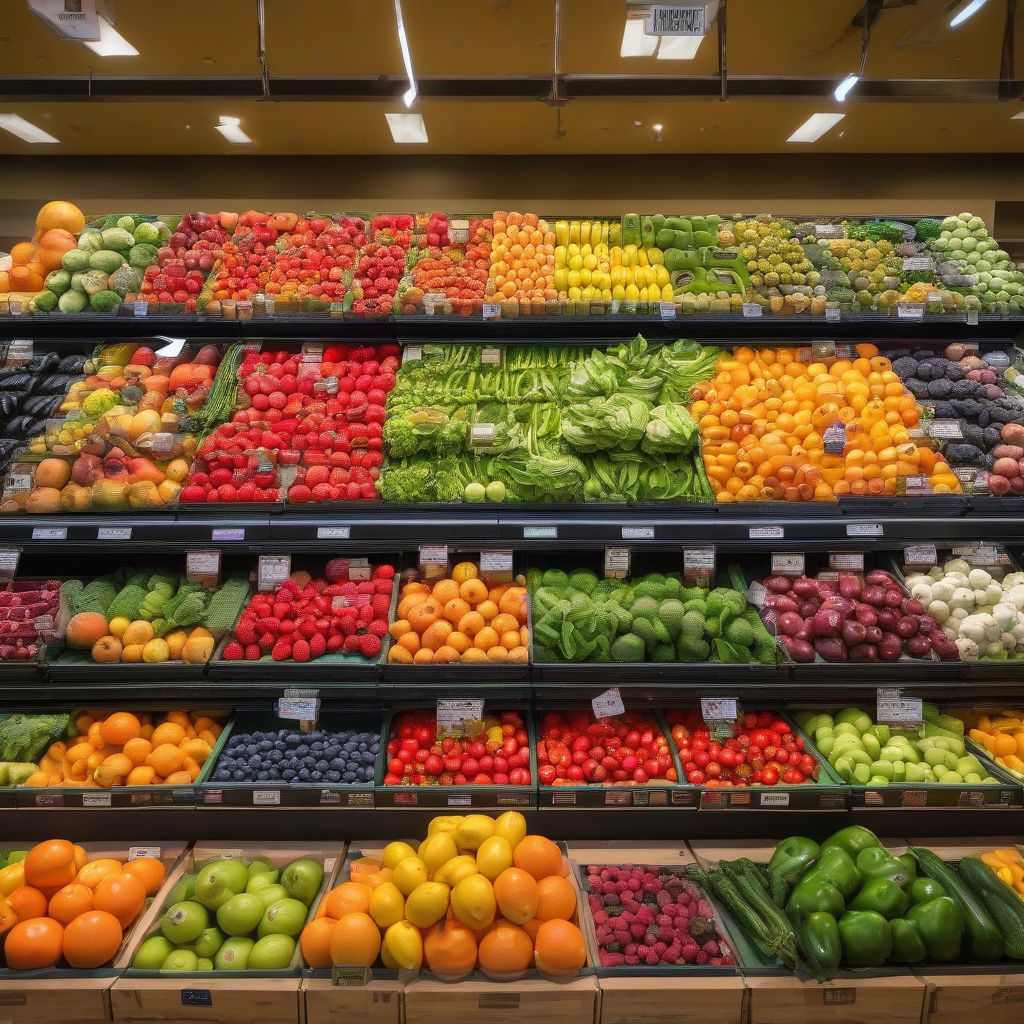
329,912,381,967
122,857,166,895
48,883,94,925
323,883,370,920
457,611,485,637
122,621,154,647
62,910,123,968
421,620,453,652
534,919,586,976
423,920,477,978
121,737,153,766
461,648,488,663
24,839,77,891
4,917,64,969
451,562,479,584
535,875,576,921
431,579,460,604
459,579,488,605
473,627,499,652
146,743,184,778
99,712,141,747
486,646,509,663
443,598,471,625
446,631,472,654
475,600,499,622
300,917,337,968
478,922,533,976
491,613,519,636
513,836,562,881
93,872,146,928
150,722,186,747
7,886,47,922
499,631,522,651
408,600,442,634
493,868,539,925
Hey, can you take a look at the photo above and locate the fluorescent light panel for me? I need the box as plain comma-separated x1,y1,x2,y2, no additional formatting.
620,18,658,57
82,15,138,56
386,112,428,144
787,112,845,144
656,35,703,60
834,74,859,102
0,114,59,144
215,116,252,144
394,0,418,108
1013,111,1024,120
950,0,988,27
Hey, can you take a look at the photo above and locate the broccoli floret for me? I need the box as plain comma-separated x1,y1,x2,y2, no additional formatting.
380,461,433,503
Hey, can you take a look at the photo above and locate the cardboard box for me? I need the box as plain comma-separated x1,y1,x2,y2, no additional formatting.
746,975,926,1024
112,841,345,1024
920,973,1024,1023
302,977,403,1024
403,976,597,1024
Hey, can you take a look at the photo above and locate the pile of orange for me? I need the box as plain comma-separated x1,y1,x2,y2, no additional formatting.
387,562,529,665
0,839,165,969
23,709,223,790
693,344,960,502
485,211,557,307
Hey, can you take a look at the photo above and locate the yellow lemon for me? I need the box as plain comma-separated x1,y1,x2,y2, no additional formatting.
433,855,479,888
493,811,527,850
426,815,465,837
404,882,450,929
382,841,418,871
451,873,496,930
393,856,429,896
453,814,496,852
384,921,423,970
475,836,513,881
368,882,405,929
418,832,458,875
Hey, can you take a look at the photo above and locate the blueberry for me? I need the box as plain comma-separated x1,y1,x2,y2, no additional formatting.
285,734,300,746
232,769,248,781
294,744,309,756
257,770,270,780
213,769,229,781
311,770,324,782
273,740,287,752
342,770,356,783
326,770,340,783
329,758,345,770
283,768,296,781
298,768,311,782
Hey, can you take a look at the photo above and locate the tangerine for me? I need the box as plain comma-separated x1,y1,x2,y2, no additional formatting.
423,920,477,978
24,839,77,891
329,912,381,967
478,922,533,976
4,917,63,969
534,919,586,976
513,836,562,881
93,872,146,928
535,875,576,921
122,857,166,895
324,882,371,919
62,910,122,968
300,917,336,968
99,712,141,746
7,886,47,922
48,883,93,925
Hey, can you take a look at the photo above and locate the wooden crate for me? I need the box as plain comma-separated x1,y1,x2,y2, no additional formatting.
746,975,926,1024
302,977,403,1024
403,976,597,1024
598,976,745,1024
920,973,1024,1023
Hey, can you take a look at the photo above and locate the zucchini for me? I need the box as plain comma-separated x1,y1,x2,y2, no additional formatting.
911,847,1004,961
959,856,1024,959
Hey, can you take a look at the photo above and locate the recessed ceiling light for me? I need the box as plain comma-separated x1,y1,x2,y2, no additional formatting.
633,120,643,127
83,16,138,57
386,112,428,144
787,112,845,144
215,116,252,144
656,35,702,60
0,114,59,144
950,0,988,27
1012,111,1024,120
652,123,664,131
620,18,658,58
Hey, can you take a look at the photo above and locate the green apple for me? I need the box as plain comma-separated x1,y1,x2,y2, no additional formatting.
280,858,323,906
161,949,199,972
217,893,266,937
160,901,210,945
246,871,280,894
247,858,276,879
6,850,27,863
167,872,197,905
196,957,213,971
253,883,289,910
258,898,308,938
214,937,254,971
248,934,296,970
190,927,226,958
194,860,250,910
133,935,175,970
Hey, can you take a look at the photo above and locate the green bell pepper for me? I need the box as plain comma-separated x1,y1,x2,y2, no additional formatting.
769,836,820,884
838,910,892,967
906,897,963,962
801,912,841,978
856,847,913,887
799,847,862,900
849,876,910,920
786,878,845,921
909,877,947,904
889,918,927,963
897,854,917,887
820,825,883,861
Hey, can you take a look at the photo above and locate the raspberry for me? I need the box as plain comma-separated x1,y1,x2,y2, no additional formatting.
358,633,382,658
340,617,358,636
656,914,673,928
696,900,713,917
588,895,603,913
327,634,343,651
624,943,637,956
222,641,244,660
659,927,675,943
603,894,620,906
592,910,608,926
596,925,614,945
681,942,700,963
702,940,720,956
309,634,327,658
343,635,361,653
645,952,659,965
371,593,391,615
636,944,650,959
673,916,687,930
655,890,671,908
624,955,640,965
271,639,292,661
358,604,374,624
695,950,710,965
244,644,261,660
292,639,311,662
587,876,602,892
630,923,646,940
637,907,655,926
367,618,388,637
373,564,395,578
613,930,630,948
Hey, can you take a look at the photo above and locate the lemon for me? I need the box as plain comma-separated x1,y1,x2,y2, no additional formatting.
418,832,458,875
368,882,405,929
433,855,479,888
426,815,464,838
451,873,496,930
393,856,428,896
453,814,496,852
404,882,450,928
384,921,423,970
382,841,418,870
475,836,513,881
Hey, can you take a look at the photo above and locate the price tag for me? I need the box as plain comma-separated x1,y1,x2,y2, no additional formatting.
3,473,31,493
186,549,221,586
825,306,841,322
470,423,496,446
128,847,162,861
212,528,245,541
847,523,883,537
523,526,557,539
749,526,783,539
98,527,132,541
332,965,371,987
402,345,423,363
0,548,20,576
480,549,513,573
823,423,846,455
317,526,351,539
133,300,148,317
701,698,738,721
622,526,654,539
746,580,767,607
815,223,845,238
301,342,323,364
32,527,66,540
812,340,836,360
437,699,485,733
419,545,448,581
481,347,501,365
252,790,281,805
771,552,805,576
954,544,1000,567
263,296,275,316
609,300,621,314
659,302,677,320
829,552,865,571
482,303,501,320
904,545,937,567
449,219,469,244
902,256,936,272
604,546,630,579
82,793,111,808
927,419,964,440
447,794,472,807
760,792,791,807
278,690,321,722
902,474,933,497
683,547,715,587
966,308,979,326
592,688,625,719
258,554,292,592
898,303,924,320
742,302,762,318
877,688,923,727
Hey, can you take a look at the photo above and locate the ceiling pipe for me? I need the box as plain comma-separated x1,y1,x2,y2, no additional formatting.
718,0,727,101
256,0,270,99
1000,0,1017,100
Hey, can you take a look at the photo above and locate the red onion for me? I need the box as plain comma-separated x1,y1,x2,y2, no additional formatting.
764,575,793,593
855,605,878,627
778,612,804,637
812,608,843,638
838,574,862,600
861,585,886,607
865,570,894,586
865,625,883,644
841,619,867,645
782,636,815,663
895,615,919,639
878,633,903,661
848,643,878,662
814,637,847,662
904,634,932,659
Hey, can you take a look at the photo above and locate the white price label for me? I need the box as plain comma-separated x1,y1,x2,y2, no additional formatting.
133,300,148,317
760,792,791,807
253,790,281,805
749,526,783,539
622,526,654,539
701,698,738,721
186,549,221,582
904,545,937,567
966,308,979,326
898,303,924,320
592,688,625,719
32,527,66,540
317,526,350,539
419,545,448,565
82,793,111,807
604,546,630,578
258,554,292,592
746,580,767,607
480,549,513,573
0,549,20,574
771,552,805,575
825,306,841,322
954,544,1000,567
470,423,496,445
128,847,162,861
902,257,936,272
829,552,864,571
928,419,964,440
812,340,836,360
447,794,472,807
212,528,245,541
523,526,557,539
264,296,275,316
347,557,372,581
481,347,502,365
278,697,320,721
877,691,923,726
402,345,423,363
301,342,323,363
846,523,883,537
742,303,763,318
4,474,31,492
683,547,715,584
482,303,501,320
437,699,485,732
98,527,132,540
659,302,677,320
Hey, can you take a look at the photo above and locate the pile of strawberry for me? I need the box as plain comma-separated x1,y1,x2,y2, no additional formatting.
222,561,395,662
404,216,493,316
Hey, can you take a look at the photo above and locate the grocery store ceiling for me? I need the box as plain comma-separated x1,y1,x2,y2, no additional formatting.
0,0,1021,154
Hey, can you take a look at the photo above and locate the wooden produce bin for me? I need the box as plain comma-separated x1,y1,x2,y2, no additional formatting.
0,841,189,1024
569,842,745,1024
111,841,345,1024
403,976,598,1024
745,975,927,1024
919,973,1024,1024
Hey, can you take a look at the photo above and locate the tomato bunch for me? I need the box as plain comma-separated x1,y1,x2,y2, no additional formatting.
666,710,818,787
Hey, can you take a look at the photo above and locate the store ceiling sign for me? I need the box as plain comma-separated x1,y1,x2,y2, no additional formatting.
638,4,708,36
28,0,102,41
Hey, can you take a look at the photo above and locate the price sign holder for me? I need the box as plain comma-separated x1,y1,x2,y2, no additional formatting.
701,698,739,740
592,688,625,719
258,554,291,592
0,546,21,584
771,552,804,576
683,547,715,588
604,546,630,580
742,302,762,318
402,345,423,363
186,549,221,589
481,347,502,365
419,544,449,582
904,545,937,568
278,688,321,732
437,699,485,737
877,688,923,728
480,549,513,585
812,340,836,361
829,551,864,572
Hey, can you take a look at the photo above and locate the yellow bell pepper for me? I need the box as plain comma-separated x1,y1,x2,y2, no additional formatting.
0,861,25,897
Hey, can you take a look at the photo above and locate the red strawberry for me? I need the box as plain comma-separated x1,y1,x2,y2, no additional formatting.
235,619,257,645
292,639,311,662
358,634,382,658
244,644,262,660
309,634,327,659
222,641,244,660
271,639,292,661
